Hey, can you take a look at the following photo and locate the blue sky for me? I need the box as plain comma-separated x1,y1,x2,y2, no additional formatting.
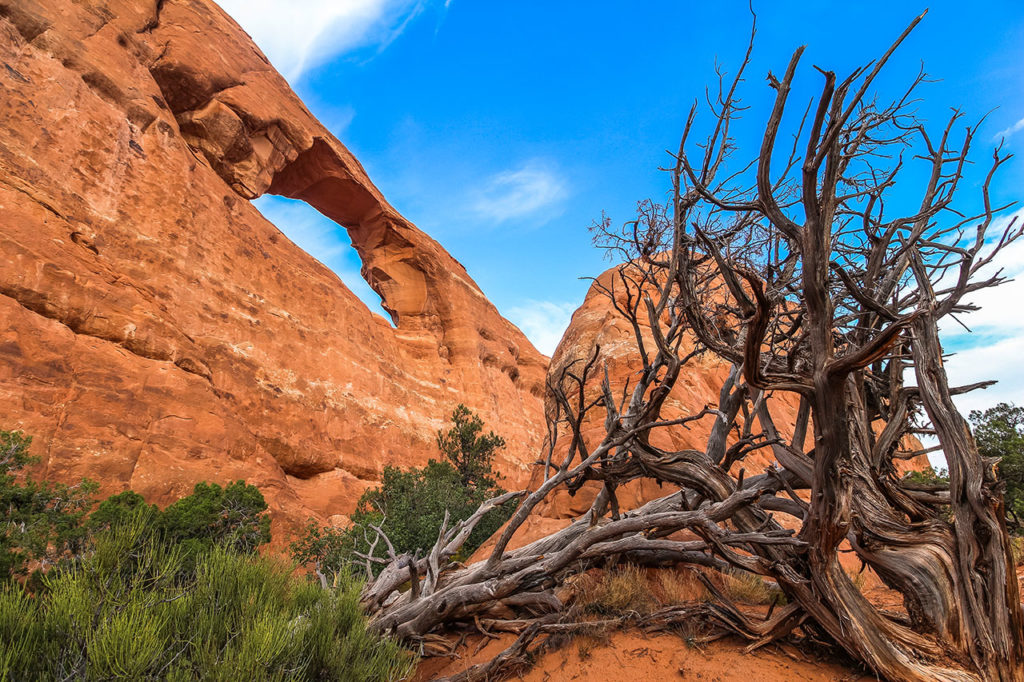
219,0,1024,423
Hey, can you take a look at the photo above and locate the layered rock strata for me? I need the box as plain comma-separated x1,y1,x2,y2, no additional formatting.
0,0,547,530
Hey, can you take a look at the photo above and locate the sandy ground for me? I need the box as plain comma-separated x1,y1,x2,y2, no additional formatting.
411,534,1024,680
415,631,873,681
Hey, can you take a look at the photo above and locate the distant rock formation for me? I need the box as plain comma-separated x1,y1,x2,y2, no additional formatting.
0,0,547,532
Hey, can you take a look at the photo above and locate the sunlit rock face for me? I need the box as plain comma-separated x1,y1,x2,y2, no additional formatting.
0,0,548,534
0,0,926,538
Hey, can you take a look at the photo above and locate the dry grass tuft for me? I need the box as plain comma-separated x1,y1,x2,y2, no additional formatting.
574,632,610,660
720,570,785,606
847,567,868,592
577,564,655,616
654,567,709,605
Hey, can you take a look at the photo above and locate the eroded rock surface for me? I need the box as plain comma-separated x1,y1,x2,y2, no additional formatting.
0,0,547,532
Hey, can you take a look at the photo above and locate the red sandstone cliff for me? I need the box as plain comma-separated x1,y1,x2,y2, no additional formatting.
0,0,547,531
0,0,927,538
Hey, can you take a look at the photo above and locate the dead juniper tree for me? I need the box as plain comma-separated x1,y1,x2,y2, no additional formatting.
355,13,1023,681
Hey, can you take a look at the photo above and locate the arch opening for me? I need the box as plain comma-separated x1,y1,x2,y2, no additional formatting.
251,195,394,326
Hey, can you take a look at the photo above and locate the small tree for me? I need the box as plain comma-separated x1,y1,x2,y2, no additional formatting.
437,404,505,490
971,403,1024,528
293,406,515,581
1,430,96,578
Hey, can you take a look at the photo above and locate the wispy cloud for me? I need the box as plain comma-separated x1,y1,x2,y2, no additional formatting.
217,0,434,81
940,214,1024,410
470,160,568,223
505,300,577,356
994,117,1024,142
939,209,1024,344
914,208,1024,467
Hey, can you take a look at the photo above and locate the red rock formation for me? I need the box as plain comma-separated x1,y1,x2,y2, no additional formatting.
0,0,928,542
0,0,547,532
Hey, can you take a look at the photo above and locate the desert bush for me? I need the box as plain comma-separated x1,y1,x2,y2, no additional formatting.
89,480,271,565
0,520,412,681
1,430,97,579
158,480,271,555
88,490,158,532
4,428,271,583
292,406,516,580
1,431,407,679
903,466,950,486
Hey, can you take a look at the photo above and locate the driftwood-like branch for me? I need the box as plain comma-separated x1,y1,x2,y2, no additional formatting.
351,14,1022,682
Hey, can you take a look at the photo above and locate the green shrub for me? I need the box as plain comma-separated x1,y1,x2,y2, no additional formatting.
88,490,158,532
3,425,271,583
88,481,271,570
903,466,949,486
292,406,517,580
158,480,271,555
903,404,1024,532
1,430,408,679
0,522,413,681
970,403,1024,530
1,430,97,579
353,459,513,557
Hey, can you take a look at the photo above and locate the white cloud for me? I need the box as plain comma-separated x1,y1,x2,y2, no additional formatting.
919,331,1024,471
939,209,1024,343
911,208,1024,468
470,160,568,223
944,336,1024,415
217,0,431,81
995,117,1024,142
940,226,1024,414
505,300,577,356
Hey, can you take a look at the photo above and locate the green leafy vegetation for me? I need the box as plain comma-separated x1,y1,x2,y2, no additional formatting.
903,403,1024,532
436,403,506,491
970,403,1024,529
1,429,412,681
1,431,97,579
0,521,412,681
291,405,517,580
88,480,270,559
903,465,950,486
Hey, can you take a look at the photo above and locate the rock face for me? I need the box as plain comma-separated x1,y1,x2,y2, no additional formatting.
0,0,548,531
0,0,928,538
